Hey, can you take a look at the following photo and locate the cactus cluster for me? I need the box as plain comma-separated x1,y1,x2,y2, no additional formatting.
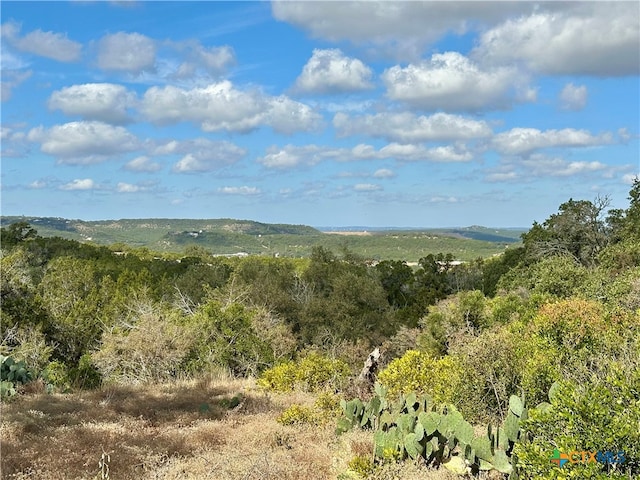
337,383,527,479
1,355,33,398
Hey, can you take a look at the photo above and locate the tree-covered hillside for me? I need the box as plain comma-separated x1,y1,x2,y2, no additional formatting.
1,179,639,479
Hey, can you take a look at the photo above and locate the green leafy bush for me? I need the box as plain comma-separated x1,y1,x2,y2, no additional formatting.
258,352,350,392
182,301,274,376
515,369,640,479
377,350,464,405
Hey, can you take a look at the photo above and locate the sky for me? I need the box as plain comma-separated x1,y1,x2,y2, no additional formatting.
1,1,639,228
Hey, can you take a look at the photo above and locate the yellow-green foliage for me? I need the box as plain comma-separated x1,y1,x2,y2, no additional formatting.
377,350,463,403
314,391,341,417
277,404,319,426
347,455,374,478
258,352,350,392
256,362,298,392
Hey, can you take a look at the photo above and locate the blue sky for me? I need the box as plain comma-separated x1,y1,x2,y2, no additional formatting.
1,1,639,228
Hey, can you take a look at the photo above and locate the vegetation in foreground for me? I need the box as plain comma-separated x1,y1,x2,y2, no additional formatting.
1,180,639,479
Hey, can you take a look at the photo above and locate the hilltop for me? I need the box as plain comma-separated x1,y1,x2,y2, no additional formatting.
0,216,523,262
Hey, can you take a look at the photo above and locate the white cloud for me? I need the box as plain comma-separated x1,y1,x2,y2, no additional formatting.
486,154,615,183
259,142,473,169
373,168,395,178
522,155,608,177
1,69,32,102
473,3,640,76
60,178,95,191
168,40,235,78
166,40,236,79
334,111,492,142
171,140,246,173
257,144,338,169
124,156,162,173
218,186,261,195
48,83,136,123
623,173,639,185
116,182,157,193
97,32,156,73
272,1,530,59
421,145,473,163
354,183,382,192
1,21,81,62
382,52,529,111
492,128,614,156
28,180,47,189
116,182,142,193
559,83,588,111
293,48,373,94
378,143,473,162
485,171,519,183
27,121,139,164
140,81,321,134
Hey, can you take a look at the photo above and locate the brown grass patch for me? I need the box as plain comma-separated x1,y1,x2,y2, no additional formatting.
1,379,473,480
0,379,343,479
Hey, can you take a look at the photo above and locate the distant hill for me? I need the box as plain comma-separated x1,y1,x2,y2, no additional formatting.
0,216,524,262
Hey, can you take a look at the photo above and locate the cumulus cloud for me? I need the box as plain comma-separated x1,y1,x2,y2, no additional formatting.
485,171,519,183
140,81,322,134
169,40,235,78
0,49,32,101
485,154,614,183
1,21,82,62
522,155,608,177
124,156,162,173
27,121,139,164
218,186,261,195
257,144,341,169
473,3,640,76
28,180,47,189
354,183,382,192
559,83,588,111
48,83,136,123
373,168,395,178
382,52,530,111
171,139,246,173
293,48,373,94
1,70,32,102
60,178,95,191
97,32,156,73
378,143,473,162
334,111,492,142
258,142,474,169
116,181,157,193
492,128,614,156
272,1,530,59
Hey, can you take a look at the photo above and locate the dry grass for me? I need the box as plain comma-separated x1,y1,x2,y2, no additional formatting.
0,377,464,480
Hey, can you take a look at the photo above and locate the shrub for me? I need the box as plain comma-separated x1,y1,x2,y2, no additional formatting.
449,326,523,422
257,352,350,392
277,404,319,426
257,361,298,392
347,455,374,478
181,301,274,376
515,369,640,479
92,305,191,384
377,350,464,404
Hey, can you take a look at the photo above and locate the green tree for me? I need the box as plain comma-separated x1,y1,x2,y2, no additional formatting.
521,197,610,267
0,221,38,247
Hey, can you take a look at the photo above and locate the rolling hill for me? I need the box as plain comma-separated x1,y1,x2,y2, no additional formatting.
0,216,524,262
